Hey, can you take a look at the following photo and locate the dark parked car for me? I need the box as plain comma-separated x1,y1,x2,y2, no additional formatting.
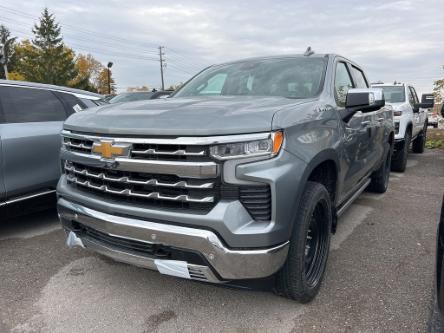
58,53,394,302
108,90,171,104
0,80,102,214
437,196,444,316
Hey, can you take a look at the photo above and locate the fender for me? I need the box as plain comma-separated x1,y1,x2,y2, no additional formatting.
287,149,340,235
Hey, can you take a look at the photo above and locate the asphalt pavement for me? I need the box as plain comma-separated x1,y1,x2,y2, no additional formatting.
1,149,444,333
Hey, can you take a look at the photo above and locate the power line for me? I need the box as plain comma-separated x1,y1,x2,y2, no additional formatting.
0,4,161,50
0,14,160,56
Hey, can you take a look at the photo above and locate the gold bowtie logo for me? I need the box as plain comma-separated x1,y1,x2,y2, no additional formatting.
92,141,130,159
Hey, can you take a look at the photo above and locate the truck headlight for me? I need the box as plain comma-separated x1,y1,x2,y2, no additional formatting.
210,131,283,160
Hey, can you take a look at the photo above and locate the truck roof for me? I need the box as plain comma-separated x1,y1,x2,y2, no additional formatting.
216,53,357,66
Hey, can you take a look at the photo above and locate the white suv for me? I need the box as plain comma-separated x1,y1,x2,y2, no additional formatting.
372,83,431,172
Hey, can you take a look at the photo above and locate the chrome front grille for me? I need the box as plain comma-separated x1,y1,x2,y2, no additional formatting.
65,162,216,206
62,131,210,161
61,130,272,219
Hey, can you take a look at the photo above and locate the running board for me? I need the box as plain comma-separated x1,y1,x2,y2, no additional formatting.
0,189,56,207
336,179,371,217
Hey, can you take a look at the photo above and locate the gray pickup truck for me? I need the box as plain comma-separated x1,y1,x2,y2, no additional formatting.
57,53,394,302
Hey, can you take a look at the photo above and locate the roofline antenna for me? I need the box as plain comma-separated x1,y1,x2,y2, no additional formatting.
304,46,314,56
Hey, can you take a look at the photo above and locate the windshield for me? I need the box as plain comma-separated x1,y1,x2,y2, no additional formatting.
174,57,327,99
109,92,154,103
375,86,405,103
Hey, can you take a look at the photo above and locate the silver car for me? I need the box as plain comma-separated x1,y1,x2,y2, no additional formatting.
0,80,102,213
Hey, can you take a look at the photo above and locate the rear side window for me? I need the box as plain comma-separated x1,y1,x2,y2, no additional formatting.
80,98,99,108
351,66,368,88
0,86,67,123
335,62,354,107
57,92,84,115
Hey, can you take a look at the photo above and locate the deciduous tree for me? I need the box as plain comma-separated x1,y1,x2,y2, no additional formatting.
96,68,116,94
433,66,444,104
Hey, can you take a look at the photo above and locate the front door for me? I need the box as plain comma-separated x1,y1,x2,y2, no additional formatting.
334,61,373,199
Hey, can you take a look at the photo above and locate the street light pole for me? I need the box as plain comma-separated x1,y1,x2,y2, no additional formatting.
107,61,113,95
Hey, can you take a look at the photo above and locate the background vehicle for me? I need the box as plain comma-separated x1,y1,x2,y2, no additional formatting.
0,80,102,214
57,54,394,302
423,93,439,128
371,83,433,172
108,90,172,104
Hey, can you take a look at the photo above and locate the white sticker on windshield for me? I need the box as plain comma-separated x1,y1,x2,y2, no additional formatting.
73,104,83,112
154,260,191,279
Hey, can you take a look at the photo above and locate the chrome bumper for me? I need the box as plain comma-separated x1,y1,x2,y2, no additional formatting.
57,198,289,282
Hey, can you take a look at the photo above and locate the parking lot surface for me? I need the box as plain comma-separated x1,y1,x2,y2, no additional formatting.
1,149,444,333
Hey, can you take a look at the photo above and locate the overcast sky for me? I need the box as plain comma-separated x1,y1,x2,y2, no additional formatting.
1,0,443,94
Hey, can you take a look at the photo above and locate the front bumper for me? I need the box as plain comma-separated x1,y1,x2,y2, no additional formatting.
58,198,290,282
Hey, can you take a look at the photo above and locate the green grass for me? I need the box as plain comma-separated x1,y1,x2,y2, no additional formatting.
426,128,444,149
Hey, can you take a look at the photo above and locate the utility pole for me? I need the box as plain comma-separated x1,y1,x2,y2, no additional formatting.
107,61,113,95
0,43,8,80
159,46,165,90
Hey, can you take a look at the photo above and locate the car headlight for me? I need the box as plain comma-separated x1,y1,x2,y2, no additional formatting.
393,110,402,116
209,131,283,160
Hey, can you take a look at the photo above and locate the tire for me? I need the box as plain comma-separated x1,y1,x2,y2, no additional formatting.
367,144,392,193
275,181,332,303
412,126,426,154
391,130,411,172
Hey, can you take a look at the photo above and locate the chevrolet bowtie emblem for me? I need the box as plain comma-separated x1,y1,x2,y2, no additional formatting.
92,141,130,159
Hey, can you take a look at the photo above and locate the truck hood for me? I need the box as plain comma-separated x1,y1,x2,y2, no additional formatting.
385,102,407,111
64,96,315,136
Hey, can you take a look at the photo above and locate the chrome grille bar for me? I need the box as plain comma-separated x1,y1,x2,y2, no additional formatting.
60,150,218,178
67,175,214,203
63,141,93,150
61,129,270,146
64,163,214,189
131,148,205,157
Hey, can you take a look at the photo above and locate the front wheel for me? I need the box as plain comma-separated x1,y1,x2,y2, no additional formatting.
275,181,332,303
368,143,392,193
412,126,427,154
391,130,411,172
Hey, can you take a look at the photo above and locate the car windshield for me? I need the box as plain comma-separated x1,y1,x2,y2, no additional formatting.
174,57,327,99
375,86,405,103
109,92,154,103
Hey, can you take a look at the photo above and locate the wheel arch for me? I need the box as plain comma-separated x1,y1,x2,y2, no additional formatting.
292,149,340,233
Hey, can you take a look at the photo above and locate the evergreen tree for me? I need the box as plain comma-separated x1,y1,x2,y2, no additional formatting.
17,8,77,85
0,24,17,79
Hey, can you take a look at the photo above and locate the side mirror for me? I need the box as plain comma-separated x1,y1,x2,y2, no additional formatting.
421,94,435,108
341,88,385,122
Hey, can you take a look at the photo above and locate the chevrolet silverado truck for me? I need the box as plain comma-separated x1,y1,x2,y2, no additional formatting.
57,53,394,302
371,83,434,172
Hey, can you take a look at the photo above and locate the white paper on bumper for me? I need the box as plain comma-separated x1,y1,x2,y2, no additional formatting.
154,260,191,279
